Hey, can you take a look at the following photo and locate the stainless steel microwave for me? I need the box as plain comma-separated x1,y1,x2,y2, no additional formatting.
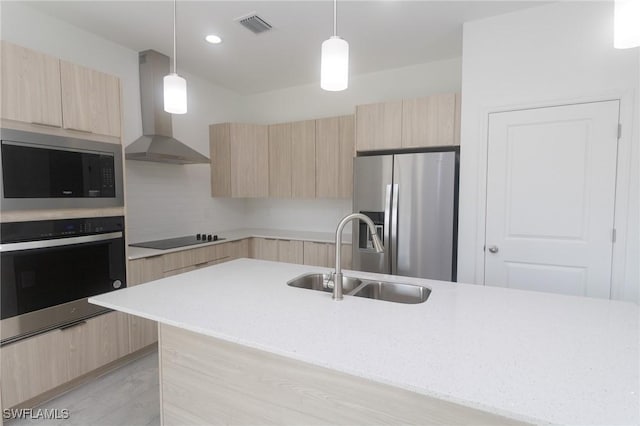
0,128,124,211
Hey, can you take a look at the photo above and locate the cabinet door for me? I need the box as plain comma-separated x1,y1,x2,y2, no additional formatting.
250,238,279,261
230,124,269,197
229,239,250,259
291,120,316,198
210,123,232,197
1,328,70,408
90,70,121,137
277,240,304,264
338,115,355,198
303,241,332,268
316,117,340,198
60,61,121,137
128,256,164,285
329,243,353,270
127,258,162,351
269,123,292,198
0,41,62,127
60,61,92,133
355,101,402,152
63,311,130,379
402,94,456,148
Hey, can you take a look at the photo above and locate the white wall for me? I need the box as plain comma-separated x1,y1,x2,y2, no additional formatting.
0,2,249,242
241,57,462,232
242,57,462,124
458,2,640,302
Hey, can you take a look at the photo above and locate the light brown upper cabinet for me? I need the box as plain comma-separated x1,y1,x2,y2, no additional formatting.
355,93,461,152
210,123,269,198
1,41,62,127
402,93,460,148
0,42,121,139
355,100,402,152
316,115,355,198
60,61,121,137
268,120,316,199
291,120,316,198
268,123,293,198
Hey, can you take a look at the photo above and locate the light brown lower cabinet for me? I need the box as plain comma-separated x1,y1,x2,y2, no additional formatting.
303,241,352,269
250,238,304,264
0,311,130,409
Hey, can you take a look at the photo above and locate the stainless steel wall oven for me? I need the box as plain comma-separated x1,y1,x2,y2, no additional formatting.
1,216,126,345
0,128,124,211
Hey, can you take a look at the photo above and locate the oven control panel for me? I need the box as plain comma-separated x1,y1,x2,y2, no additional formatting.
1,216,125,243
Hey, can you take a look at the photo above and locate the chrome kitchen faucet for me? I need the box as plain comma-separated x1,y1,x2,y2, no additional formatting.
332,213,384,301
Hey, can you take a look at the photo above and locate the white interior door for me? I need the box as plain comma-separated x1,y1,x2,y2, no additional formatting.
484,101,619,298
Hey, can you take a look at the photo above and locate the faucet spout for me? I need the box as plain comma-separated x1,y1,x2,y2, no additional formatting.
333,213,383,301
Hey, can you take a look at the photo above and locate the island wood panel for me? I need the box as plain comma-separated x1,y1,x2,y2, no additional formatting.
268,123,292,198
277,239,304,264
338,115,355,198
60,60,92,133
291,120,316,198
315,116,341,198
159,324,523,426
355,100,402,152
209,123,232,197
402,93,456,148
230,123,269,198
0,41,62,127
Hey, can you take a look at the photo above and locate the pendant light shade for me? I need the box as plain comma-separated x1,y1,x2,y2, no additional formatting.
164,73,187,114
321,36,349,91
321,0,349,91
614,0,640,49
164,0,187,114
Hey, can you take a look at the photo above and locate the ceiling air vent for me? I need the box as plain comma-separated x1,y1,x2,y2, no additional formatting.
237,14,272,34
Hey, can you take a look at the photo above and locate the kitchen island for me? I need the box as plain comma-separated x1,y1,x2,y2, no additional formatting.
90,259,639,425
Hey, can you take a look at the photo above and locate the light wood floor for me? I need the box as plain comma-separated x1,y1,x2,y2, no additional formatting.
6,351,160,426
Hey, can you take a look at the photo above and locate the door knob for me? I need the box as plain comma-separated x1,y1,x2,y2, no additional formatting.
488,246,499,254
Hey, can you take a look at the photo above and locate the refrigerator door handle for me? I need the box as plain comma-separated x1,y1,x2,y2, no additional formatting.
391,183,399,275
384,184,392,273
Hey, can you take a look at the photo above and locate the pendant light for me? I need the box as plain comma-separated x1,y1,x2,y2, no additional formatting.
614,0,640,49
321,0,349,91
164,0,187,114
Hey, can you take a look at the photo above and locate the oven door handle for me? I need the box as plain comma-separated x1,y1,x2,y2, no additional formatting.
0,232,123,253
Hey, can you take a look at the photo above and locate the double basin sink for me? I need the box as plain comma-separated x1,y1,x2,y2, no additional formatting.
287,273,431,304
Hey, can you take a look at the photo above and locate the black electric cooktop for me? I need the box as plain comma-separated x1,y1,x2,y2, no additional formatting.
130,234,225,250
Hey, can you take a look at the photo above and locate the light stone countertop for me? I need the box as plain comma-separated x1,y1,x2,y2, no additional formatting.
90,259,639,425
127,228,352,260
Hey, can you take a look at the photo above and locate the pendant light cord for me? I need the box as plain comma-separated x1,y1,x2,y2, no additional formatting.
333,0,337,36
173,0,177,74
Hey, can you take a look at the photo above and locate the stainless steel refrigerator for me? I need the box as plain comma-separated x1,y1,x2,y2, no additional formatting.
352,150,458,281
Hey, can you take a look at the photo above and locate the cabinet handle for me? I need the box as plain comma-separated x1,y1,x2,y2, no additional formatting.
194,261,209,268
31,121,62,128
59,320,87,331
65,127,92,134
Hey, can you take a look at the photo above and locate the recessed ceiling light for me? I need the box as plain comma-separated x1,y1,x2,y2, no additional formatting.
205,35,222,44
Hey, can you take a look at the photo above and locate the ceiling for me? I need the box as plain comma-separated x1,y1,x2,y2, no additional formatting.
26,1,545,94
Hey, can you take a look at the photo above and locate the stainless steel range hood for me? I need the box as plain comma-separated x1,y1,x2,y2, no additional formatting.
125,50,209,165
